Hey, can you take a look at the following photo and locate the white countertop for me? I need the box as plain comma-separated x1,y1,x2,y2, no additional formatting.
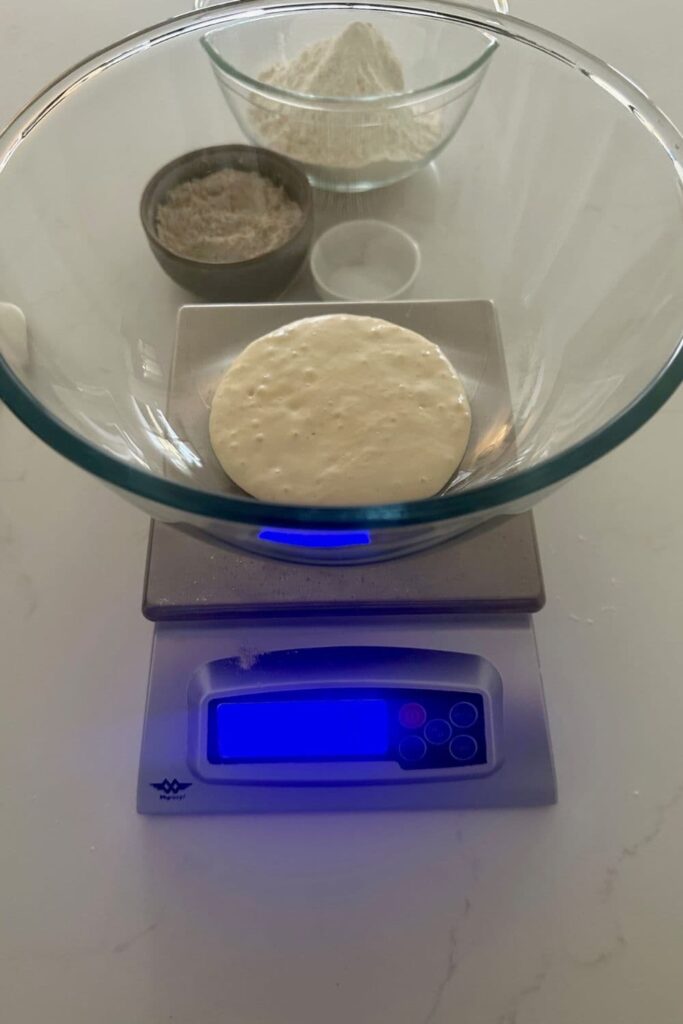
1,2,682,1022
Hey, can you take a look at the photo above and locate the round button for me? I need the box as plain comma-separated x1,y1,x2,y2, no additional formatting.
399,735,428,762
424,718,452,746
399,702,427,730
450,735,478,761
450,701,479,730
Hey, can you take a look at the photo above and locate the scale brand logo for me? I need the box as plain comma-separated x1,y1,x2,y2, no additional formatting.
150,778,192,801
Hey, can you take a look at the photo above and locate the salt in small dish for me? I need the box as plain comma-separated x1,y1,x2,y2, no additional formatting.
310,219,420,302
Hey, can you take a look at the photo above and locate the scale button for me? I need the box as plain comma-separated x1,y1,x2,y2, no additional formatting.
424,718,452,745
450,735,478,762
450,701,479,729
399,735,428,762
398,702,427,730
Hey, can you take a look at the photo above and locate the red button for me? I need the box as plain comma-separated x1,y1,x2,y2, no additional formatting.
399,702,427,729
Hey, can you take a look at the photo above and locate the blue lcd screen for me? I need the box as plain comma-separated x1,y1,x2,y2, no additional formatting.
215,699,389,760
258,528,371,549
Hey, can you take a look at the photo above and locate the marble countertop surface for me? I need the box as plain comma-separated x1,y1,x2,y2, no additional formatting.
1,1,682,1022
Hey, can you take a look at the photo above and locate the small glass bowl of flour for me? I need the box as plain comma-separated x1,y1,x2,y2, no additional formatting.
140,144,313,300
198,7,504,191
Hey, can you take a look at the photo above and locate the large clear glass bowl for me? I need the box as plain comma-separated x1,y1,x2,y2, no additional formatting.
196,2,508,191
0,1,681,565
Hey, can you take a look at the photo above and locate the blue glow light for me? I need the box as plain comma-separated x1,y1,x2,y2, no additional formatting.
215,699,389,760
258,528,371,548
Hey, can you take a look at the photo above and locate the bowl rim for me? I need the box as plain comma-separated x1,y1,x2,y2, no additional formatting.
0,0,682,530
139,144,313,268
197,1,507,107
310,219,421,300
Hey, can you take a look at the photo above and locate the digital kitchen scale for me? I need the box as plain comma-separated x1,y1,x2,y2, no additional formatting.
136,300,556,814
137,515,555,813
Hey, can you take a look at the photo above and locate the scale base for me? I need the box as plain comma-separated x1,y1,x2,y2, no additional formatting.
137,615,556,814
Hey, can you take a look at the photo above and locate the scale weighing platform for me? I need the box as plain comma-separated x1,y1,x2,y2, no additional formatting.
137,300,556,813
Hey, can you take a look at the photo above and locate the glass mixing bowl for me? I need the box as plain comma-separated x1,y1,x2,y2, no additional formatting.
0,1,682,566
195,2,508,191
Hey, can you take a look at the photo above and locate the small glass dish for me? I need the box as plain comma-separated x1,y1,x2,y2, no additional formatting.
311,220,420,301
196,3,506,191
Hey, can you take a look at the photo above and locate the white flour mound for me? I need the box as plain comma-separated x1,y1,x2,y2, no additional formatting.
262,21,405,97
251,22,442,170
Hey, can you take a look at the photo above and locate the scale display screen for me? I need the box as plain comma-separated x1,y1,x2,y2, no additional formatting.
206,686,487,769
214,698,389,760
